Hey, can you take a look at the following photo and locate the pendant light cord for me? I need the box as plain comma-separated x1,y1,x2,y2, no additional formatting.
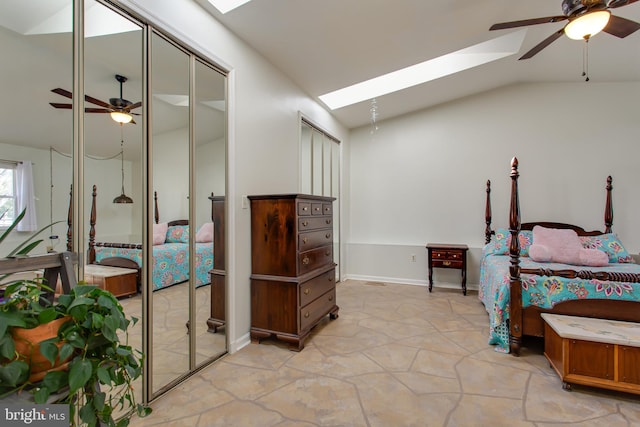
120,124,126,194
582,37,590,82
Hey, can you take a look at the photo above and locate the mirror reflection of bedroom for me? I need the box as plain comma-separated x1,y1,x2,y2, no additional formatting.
2,0,228,404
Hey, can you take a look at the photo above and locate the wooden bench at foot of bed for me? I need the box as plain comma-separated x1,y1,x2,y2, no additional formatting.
542,313,640,395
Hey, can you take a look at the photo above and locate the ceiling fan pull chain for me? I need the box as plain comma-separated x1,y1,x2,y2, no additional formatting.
582,37,590,82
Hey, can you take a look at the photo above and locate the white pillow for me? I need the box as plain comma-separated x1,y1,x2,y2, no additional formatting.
196,222,214,243
153,222,168,245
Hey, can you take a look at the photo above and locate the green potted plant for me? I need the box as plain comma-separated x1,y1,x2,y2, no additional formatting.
0,209,151,426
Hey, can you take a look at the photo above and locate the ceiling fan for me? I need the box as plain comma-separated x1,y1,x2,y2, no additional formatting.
490,0,640,60
50,74,141,124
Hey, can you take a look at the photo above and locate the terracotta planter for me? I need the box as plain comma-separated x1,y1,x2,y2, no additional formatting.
11,315,73,382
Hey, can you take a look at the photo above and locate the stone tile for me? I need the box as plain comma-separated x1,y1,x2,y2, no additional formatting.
412,349,465,379
456,357,530,398
351,372,458,427
198,401,283,427
286,345,384,377
525,373,619,423
363,343,421,372
393,371,461,395
257,376,367,426
448,394,534,427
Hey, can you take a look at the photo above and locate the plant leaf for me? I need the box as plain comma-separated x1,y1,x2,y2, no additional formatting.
39,337,60,366
58,342,75,361
33,386,52,404
6,218,64,257
0,334,16,359
68,358,92,394
0,207,26,246
42,370,68,393
0,360,29,387
79,401,97,426
37,307,59,324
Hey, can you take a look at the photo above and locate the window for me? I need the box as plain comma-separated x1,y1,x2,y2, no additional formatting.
0,162,17,228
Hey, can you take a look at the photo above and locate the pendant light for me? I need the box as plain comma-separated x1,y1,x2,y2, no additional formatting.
113,124,133,204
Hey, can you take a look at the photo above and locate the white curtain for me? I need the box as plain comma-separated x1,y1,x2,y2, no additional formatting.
16,160,38,232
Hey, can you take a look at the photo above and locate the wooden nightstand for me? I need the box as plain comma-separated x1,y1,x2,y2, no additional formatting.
426,243,468,295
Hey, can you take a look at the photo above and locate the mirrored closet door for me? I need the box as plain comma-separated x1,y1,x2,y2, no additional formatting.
149,30,228,397
83,0,144,404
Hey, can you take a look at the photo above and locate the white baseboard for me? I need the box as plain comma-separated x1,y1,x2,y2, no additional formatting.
342,274,478,291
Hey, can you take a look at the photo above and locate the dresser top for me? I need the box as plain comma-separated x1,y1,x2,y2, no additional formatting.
248,194,336,202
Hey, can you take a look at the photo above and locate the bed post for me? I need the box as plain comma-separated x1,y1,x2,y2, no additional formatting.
508,158,522,356
88,185,96,264
154,191,159,224
485,180,493,244
67,184,73,252
604,176,613,234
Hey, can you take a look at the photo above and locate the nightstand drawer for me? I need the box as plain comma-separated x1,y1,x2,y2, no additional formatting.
432,259,463,269
432,250,463,261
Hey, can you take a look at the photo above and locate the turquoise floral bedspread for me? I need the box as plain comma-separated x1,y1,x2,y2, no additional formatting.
479,251,640,353
95,242,213,291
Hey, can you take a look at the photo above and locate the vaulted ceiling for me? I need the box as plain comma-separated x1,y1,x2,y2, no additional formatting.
195,0,640,129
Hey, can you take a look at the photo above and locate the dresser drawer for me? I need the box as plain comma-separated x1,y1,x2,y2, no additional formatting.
300,269,335,307
298,201,312,216
299,229,333,251
432,249,463,261
300,288,336,331
299,216,332,231
299,245,333,275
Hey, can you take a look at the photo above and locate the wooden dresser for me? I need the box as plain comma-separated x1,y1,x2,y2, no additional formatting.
207,195,225,333
248,194,339,351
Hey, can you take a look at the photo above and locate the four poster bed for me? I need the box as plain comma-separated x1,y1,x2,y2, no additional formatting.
481,158,640,355
84,187,213,291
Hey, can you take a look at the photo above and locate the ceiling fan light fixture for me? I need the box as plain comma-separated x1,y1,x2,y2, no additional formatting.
110,110,133,124
564,10,611,40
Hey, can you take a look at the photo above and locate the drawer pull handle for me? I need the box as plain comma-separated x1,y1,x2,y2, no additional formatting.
303,206,308,211
314,207,320,211
302,257,310,265
328,296,333,301
325,207,330,211
303,238,308,244
443,260,451,266
328,277,333,282
326,233,331,239
325,251,331,256
304,312,310,318
304,288,310,295
326,219,331,225
302,221,309,227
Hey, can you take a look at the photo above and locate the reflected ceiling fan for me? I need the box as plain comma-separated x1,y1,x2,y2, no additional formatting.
50,74,141,124
490,0,640,59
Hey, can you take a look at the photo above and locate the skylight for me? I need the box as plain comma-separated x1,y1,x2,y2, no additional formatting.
207,0,253,14
319,30,527,110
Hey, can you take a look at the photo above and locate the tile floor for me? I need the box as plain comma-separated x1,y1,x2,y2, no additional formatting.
129,280,640,427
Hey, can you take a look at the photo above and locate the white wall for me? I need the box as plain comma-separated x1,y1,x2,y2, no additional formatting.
123,0,349,351
347,82,640,288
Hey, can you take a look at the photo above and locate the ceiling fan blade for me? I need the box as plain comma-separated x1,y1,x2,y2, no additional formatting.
51,88,73,99
603,14,640,38
85,108,111,113
490,16,566,31
50,102,72,109
519,29,565,60
607,0,640,8
84,94,113,109
123,101,142,111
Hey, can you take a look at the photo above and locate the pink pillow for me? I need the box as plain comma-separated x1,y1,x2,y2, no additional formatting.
196,222,214,243
153,222,168,245
530,225,608,267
